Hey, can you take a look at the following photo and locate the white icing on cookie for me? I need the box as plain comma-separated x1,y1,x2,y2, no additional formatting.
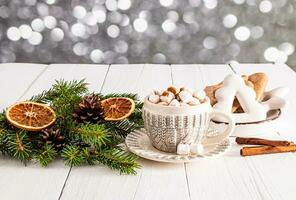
213,74,267,123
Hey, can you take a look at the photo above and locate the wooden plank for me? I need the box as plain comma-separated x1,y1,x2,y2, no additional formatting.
0,64,109,200
0,63,47,110
230,63,296,200
171,64,277,200
21,64,109,100
61,64,190,200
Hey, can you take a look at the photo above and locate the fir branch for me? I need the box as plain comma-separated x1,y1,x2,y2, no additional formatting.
31,79,88,104
73,123,110,148
7,130,32,162
96,148,140,175
35,144,57,167
105,119,142,138
31,79,88,133
61,145,85,166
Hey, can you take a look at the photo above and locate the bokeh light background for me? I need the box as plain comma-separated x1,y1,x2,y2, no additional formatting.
1,0,296,68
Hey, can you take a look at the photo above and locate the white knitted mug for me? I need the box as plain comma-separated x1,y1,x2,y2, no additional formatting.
142,97,235,154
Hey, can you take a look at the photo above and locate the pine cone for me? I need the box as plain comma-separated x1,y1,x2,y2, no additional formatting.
72,94,105,124
38,127,65,151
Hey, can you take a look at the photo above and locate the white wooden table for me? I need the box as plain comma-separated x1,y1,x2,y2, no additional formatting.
0,63,296,200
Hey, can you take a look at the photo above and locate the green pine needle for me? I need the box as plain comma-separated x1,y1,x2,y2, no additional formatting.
74,123,110,148
0,79,143,174
35,144,57,167
105,119,142,138
61,145,85,166
97,148,140,175
7,130,32,162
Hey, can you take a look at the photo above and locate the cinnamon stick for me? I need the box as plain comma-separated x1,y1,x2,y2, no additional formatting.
240,145,296,156
236,137,293,146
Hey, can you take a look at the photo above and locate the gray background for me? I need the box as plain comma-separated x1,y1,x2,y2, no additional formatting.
0,0,295,69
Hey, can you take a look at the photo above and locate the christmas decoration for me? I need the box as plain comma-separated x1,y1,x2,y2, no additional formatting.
72,93,104,124
38,127,65,151
5,101,56,131
101,97,135,121
0,79,143,174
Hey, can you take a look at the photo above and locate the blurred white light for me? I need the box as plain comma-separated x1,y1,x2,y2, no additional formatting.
73,42,88,56
7,27,21,41
233,0,245,4
251,26,264,39
223,14,237,28
90,49,104,63
159,0,174,7
46,0,56,4
167,11,179,22
118,0,131,10
37,3,49,16
19,24,32,39
115,40,128,53
234,26,250,41
264,47,287,63
152,53,166,63
31,18,45,32
189,0,201,7
86,25,99,35
44,16,56,29
203,36,217,49
71,23,86,37
278,42,295,56
50,28,64,42
28,32,42,45
259,0,272,13
25,0,37,6
162,19,176,33
73,6,87,19
133,18,148,32
120,14,130,26
203,0,218,9
92,9,106,23
183,11,195,24
84,13,97,26
107,25,120,38
105,0,118,11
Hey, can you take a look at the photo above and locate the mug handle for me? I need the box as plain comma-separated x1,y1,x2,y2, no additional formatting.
204,109,235,145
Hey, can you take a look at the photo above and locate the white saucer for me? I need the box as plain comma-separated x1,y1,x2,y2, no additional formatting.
125,128,231,163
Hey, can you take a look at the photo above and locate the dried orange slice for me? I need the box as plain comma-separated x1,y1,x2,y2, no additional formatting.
101,97,135,121
6,101,56,131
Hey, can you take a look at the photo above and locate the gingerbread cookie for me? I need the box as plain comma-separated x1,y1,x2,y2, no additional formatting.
213,74,267,123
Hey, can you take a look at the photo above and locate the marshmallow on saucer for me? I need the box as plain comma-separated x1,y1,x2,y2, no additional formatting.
177,143,190,155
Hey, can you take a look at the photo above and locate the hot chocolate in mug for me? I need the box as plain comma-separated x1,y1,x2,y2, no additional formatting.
142,97,235,154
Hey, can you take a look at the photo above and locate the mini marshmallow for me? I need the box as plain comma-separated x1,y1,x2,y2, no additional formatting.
178,90,193,103
188,98,201,106
169,99,180,107
193,90,206,101
167,86,179,95
160,91,174,103
190,143,204,155
157,101,169,106
153,90,162,96
180,87,193,94
177,143,190,155
148,94,160,104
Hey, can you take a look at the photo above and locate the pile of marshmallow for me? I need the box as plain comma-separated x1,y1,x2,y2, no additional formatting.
148,86,207,106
